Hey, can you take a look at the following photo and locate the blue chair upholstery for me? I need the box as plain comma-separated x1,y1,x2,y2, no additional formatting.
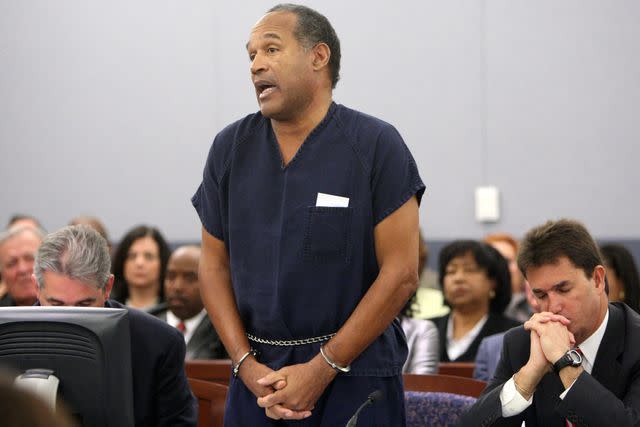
405,391,476,427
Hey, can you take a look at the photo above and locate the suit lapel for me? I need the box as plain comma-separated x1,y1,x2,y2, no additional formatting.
457,312,501,362
455,314,492,362
435,315,450,362
590,303,625,398
533,373,566,426
186,317,212,358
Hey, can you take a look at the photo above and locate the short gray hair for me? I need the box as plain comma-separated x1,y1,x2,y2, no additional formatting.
0,225,45,272
0,225,45,247
34,225,111,290
268,4,341,88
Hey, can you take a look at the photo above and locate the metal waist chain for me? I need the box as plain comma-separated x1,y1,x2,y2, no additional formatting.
246,332,336,346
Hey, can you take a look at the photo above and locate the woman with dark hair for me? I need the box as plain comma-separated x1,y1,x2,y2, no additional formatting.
111,225,171,310
430,240,520,362
601,244,640,313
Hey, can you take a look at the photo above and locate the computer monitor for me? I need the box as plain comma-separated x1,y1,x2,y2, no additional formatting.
0,306,134,427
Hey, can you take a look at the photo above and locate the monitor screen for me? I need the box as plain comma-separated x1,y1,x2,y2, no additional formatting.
0,306,134,427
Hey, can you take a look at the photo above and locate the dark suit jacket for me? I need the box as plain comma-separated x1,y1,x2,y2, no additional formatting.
105,300,197,427
430,312,520,362
0,293,15,307
459,302,640,427
154,308,227,360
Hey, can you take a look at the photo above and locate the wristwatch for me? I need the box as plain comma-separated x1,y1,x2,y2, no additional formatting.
552,349,583,374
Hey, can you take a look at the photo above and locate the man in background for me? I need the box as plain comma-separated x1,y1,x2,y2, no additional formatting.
462,219,640,426
484,233,538,322
6,214,44,232
34,225,197,426
0,225,43,306
69,215,111,252
153,245,226,360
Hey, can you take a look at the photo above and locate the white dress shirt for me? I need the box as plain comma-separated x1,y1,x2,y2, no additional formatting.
446,313,488,361
166,309,208,345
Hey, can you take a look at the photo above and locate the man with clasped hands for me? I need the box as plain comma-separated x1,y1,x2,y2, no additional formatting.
460,219,640,426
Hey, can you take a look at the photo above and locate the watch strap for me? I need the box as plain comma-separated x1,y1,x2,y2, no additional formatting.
553,349,583,374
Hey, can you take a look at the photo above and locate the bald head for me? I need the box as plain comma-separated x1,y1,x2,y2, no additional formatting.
171,246,201,263
164,246,203,320
69,216,109,242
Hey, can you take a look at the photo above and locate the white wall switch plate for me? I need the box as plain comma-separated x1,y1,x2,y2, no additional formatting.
475,186,500,222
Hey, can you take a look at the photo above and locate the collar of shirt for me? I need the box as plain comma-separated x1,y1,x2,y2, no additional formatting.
166,309,207,344
576,308,609,374
125,297,160,312
446,313,489,361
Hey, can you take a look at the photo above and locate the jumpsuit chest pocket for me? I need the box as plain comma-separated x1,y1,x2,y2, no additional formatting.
303,206,353,263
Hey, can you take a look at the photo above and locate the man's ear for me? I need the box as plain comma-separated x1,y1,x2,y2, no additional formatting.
593,265,607,294
104,274,115,299
32,273,40,301
311,42,330,71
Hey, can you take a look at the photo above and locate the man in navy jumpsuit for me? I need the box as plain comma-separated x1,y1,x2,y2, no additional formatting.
192,4,425,426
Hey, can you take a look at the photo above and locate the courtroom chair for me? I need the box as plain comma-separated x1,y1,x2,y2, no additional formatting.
437,362,475,378
405,391,476,427
188,378,228,427
403,374,486,398
186,359,232,385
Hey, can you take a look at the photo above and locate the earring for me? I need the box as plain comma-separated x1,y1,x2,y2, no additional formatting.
489,290,496,299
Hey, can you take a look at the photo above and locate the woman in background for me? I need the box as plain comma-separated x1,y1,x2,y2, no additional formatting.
601,244,640,313
484,233,538,321
430,240,519,362
400,233,439,374
111,225,170,310
400,293,439,374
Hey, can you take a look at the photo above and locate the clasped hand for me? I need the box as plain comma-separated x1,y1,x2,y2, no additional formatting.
244,355,336,420
524,312,576,372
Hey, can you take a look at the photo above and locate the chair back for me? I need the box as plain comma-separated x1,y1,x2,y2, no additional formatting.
437,362,475,378
188,378,228,427
405,391,476,427
186,359,232,385
403,374,486,397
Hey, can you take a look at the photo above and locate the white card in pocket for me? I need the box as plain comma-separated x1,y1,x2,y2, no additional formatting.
316,192,349,208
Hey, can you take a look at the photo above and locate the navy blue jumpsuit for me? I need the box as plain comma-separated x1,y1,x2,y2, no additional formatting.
193,103,425,426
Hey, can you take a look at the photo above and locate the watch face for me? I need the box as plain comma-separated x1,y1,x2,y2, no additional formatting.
567,349,583,365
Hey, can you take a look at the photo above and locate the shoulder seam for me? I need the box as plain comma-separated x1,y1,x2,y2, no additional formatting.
333,109,372,174
218,115,267,182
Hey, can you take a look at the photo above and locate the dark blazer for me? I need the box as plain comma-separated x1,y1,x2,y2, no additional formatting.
430,311,520,362
0,293,15,307
459,302,640,427
154,308,227,360
106,300,197,427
